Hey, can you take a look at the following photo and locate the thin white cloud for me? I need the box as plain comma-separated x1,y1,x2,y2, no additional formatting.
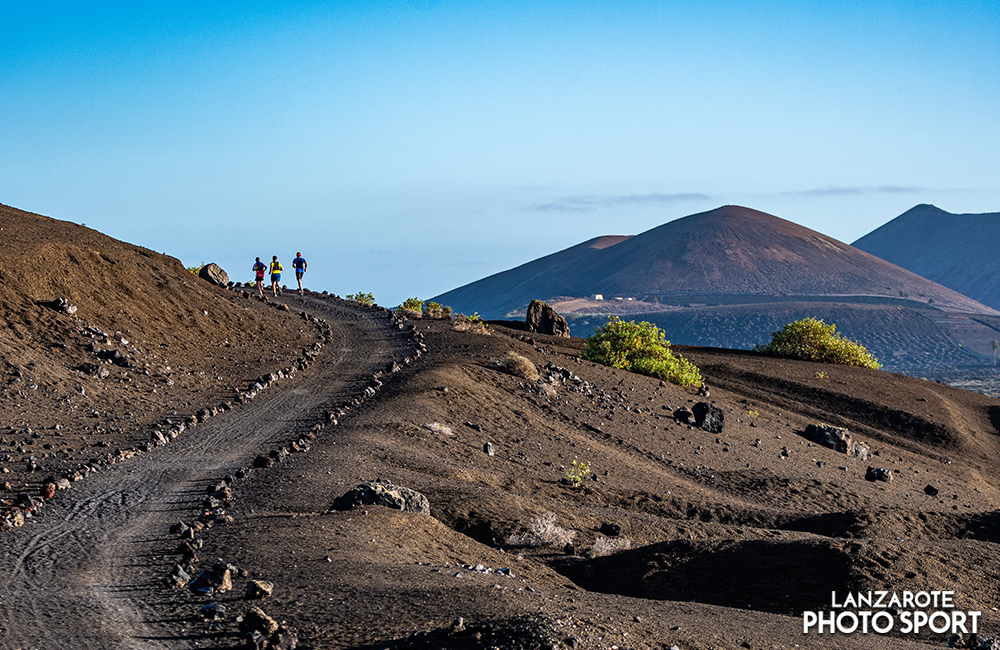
773,185,927,198
522,192,710,212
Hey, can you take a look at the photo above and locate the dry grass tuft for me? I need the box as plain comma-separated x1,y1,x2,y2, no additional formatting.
422,422,453,436
589,535,633,558
491,351,539,382
505,512,576,548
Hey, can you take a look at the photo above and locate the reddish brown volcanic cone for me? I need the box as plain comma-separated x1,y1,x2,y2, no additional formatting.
435,205,994,318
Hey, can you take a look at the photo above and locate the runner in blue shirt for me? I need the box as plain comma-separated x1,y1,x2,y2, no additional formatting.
292,252,308,295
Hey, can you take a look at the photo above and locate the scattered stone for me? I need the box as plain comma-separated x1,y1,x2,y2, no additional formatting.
239,606,280,638
78,362,110,378
246,579,274,600
483,442,495,456
804,424,868,459
165,565,191,589
673,407,693,423
332,479,430,515
924,484,940,497
253,455,275,469
176,540,199,563
201,603,227,621
41,297,78,315
265,626,297,649
39,481,57,499
524,300,570,337
599,522,622,537
865,466,893,483
190,562,233,594
692,402,724,433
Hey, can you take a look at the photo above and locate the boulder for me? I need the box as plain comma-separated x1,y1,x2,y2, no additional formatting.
803,424,867,458
198,263,230,287
332,479,430,515
525,300,570,337
693,402,725,433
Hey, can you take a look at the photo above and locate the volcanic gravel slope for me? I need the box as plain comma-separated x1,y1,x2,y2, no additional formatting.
146,317,1000,650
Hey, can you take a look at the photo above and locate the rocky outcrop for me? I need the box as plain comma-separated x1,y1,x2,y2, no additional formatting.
332,479,430,515
525,300,570,338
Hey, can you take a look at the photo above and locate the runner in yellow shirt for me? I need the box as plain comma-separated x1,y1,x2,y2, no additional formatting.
269,256,283,296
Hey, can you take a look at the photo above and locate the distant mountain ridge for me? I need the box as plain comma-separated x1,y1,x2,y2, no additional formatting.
434,205,995,319
852,204,1000,311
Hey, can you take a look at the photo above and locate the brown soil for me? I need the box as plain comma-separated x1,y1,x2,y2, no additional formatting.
2,204,1000,650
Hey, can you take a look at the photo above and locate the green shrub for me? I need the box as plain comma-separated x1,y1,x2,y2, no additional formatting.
346,292,375,307
187,262,206,275
564,459,591,488
399,297,424,311
582,317,702,387
754,318,882,369
424,300,452,319
453,312,489,334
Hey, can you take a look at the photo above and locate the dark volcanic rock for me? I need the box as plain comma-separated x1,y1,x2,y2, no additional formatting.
240,606,280,637
525,300,570,338
40,297,78,315
865,466,893,482
692,402,724,433
79,362,110,378
804,424,868,459
198,262,230,287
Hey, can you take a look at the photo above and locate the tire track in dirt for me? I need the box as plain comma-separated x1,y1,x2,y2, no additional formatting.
0,298,409,649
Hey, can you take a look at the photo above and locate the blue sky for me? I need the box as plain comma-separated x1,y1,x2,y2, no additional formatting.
3,1,997,306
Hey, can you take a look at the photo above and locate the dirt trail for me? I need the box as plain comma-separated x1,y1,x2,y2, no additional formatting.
0,297,409,649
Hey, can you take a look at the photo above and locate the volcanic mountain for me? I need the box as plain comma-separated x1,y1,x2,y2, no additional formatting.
434,205,994,319
852,204,1000,311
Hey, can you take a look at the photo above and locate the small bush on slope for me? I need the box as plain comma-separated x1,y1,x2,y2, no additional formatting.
399,297,424,311
346,292,375,307
582,317,702,387
754,318,882,369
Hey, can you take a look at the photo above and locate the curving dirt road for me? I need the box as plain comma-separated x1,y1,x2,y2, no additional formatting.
0,297,410,649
